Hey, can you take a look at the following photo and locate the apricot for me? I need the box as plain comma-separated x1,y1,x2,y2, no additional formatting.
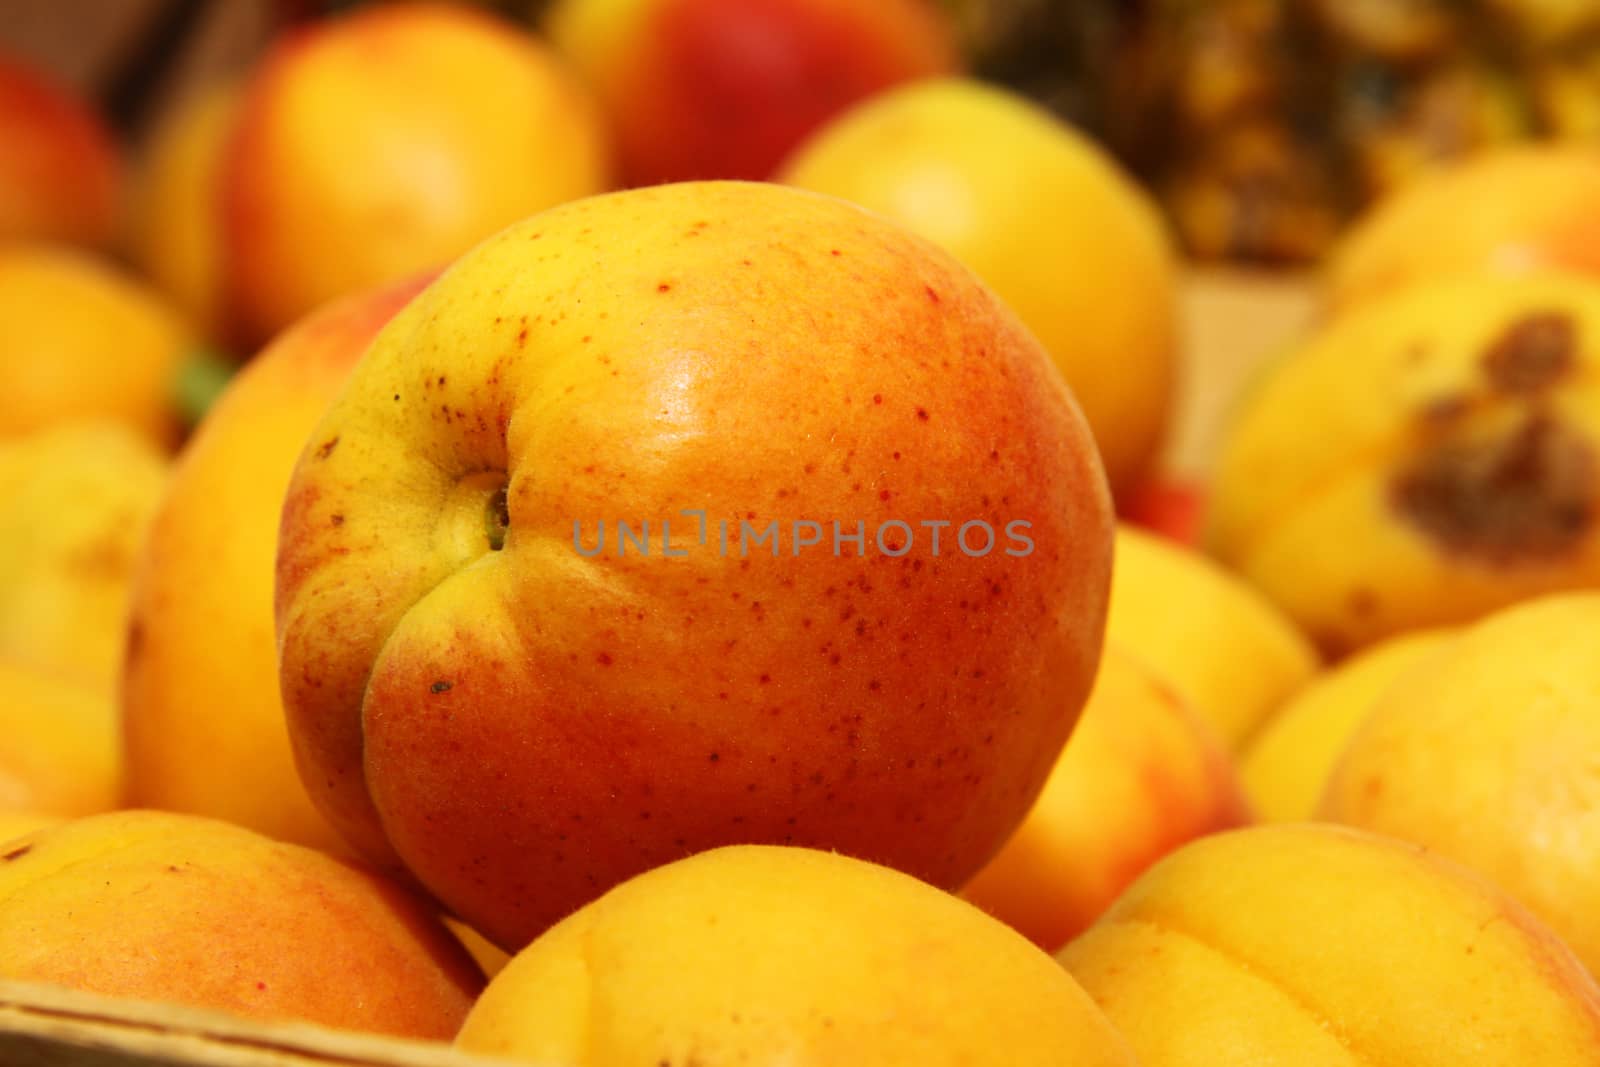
0,246,193,447
165,3,612,345
1209,272,1600,653
1241,627,1457,821
1327,146,1600,312
1060,824,1600,1065
962,644,1251,951
0,423,167,690
1107,525,1318,749
0,661,118,819
457,845,1136,1067
123,278,425,852
0,811,481,1038
276,181,1113,948
1321,593,1600,977
779,78,1179,496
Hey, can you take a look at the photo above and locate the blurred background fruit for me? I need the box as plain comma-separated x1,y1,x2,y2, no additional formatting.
1209,272,1600,654
122,277,425,855
0,423,167,692
218,2,612,346
1327,146,1600,310
780,77,1178,498
544,0,959,186
0,245,193,447
0,50,123,248
0,660,121,819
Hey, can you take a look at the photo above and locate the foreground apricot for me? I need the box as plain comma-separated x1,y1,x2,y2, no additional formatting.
217,2,610,344
1106,525,1318,749
0,811,481,1037
123,279,425,852
546,0,957,186
962,645,1250,950
1322,593,1600,976
0,246,193,446
781,78,1178,496
0,52,122,247
277,181,1114,948
1060,824,1600,1065
1328,146,1600,311
1209,272,1600,653
1241,627,1457,821
457,845,1135,1067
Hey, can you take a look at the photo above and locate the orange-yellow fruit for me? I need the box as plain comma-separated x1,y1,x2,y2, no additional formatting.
1320,592,1600,977
0,422,168,689
275,181,1114,948
1060,824,1600,1066
123,278,425,852
1327,146,1600,312
1107,525,1319,749
1241,627,1458,821
0,661,119,819
1209,271,1600,654
131,82,241,338
224,1,612,344
457,845,1137,1067
0,246,192,447
0,811,482,1038
962,645,1250,951
0,52,122,248
780,78,1178,495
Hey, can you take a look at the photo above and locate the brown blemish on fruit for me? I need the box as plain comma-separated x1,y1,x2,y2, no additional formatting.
2,844,31,861
314,436,339,460
1347,587,1379,618
1419,394,1471,427
430,680,453,693
1391,413,1596,564
1482,312,1577,394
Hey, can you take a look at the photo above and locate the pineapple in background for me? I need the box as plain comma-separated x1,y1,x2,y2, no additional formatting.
952,0,1600,264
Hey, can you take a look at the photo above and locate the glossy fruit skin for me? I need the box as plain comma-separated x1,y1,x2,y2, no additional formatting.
276,180,1114,949
457,845,1138,1067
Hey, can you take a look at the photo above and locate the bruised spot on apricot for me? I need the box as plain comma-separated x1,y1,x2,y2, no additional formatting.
1391,413,1596,564
1347,587,1380,618
315,436,340,460
1419,394,1471,427
2,845,31,861
1482,312,1577,394
430,680,454,693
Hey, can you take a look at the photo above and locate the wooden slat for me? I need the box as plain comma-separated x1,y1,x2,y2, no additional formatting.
0,982,534,1067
